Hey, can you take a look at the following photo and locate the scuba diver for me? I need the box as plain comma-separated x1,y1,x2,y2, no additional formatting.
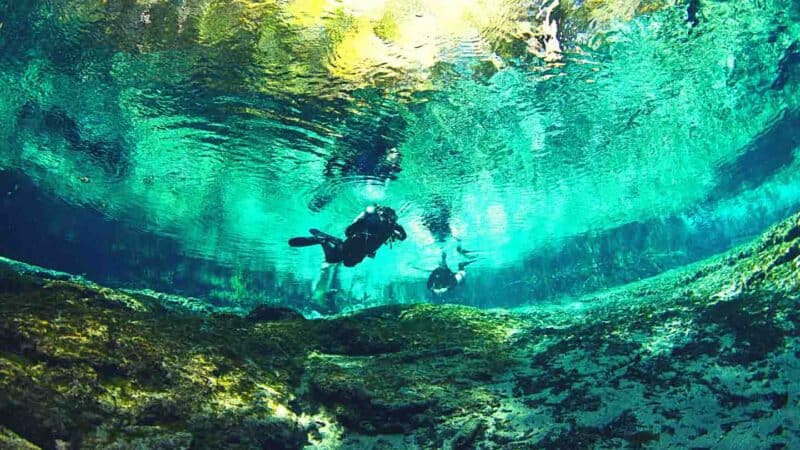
417,196,480,295
289,205,407,267
427,247,478,296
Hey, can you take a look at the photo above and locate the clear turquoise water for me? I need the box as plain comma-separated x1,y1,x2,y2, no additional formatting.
0,0,798,312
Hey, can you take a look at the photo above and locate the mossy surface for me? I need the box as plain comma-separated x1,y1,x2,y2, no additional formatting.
1,212,799,449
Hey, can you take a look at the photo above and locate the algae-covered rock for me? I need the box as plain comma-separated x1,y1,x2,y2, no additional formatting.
1,211,800,448
0,426,40,450
0,274,312,449
247,304,305,322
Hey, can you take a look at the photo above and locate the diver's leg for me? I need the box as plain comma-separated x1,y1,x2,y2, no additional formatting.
289,228,337,247
302,229,343,263
456,244,479,259
309,228,339,241
457,260,477,271
342,254,365,267
320,239,344,264
341,238,367,267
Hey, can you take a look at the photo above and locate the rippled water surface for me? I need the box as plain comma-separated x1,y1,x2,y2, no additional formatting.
0,0,799,310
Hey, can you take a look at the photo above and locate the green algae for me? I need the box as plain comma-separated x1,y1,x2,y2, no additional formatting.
2,0,799,306
0,426,40,450
0,264,521,448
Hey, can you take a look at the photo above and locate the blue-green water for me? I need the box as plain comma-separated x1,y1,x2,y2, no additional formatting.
0,0,799,313
1,3,800,449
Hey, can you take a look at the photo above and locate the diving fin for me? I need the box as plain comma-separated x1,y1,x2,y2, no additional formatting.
308,228,336,239
456,244,479,257
309,229,339,242
457,259,477,271
289,237,320,247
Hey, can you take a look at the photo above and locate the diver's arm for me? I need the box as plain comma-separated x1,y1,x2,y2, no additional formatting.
392,224,407,241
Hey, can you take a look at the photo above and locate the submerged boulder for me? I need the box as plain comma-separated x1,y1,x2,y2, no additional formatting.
246,304,305,322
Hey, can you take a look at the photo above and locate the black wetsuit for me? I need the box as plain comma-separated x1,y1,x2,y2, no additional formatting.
290,206,406,267
338,208,406,266
426,252,476,295
427,266,458,293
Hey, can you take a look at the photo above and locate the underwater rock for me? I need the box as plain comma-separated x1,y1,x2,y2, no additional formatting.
84,427,193,450
773,41,800,91
246,305,305,322
0,211,799,448
0,426,40,450
450,418,488,449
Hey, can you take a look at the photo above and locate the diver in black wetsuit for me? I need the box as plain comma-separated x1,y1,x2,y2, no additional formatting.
289,205,407,267
418,196,479,294
427,248,477,295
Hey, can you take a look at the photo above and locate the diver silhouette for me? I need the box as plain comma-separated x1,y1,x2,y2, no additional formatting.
427,246,478,295
289,205,407,267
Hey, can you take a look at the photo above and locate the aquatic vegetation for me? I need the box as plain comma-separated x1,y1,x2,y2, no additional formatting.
0,0,799,308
